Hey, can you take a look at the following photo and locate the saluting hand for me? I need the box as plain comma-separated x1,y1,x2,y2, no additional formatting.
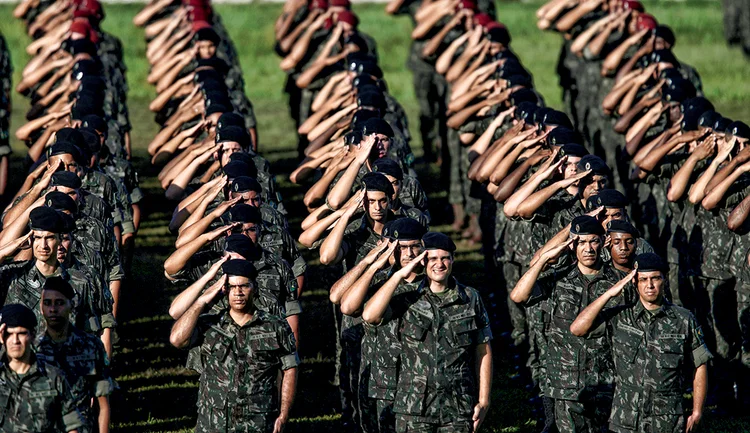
606,265,637,298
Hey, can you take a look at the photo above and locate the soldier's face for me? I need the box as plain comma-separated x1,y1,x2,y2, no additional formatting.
41,289,72,330
609,232,636,266
601,207,626,229
365,191,389,222
233,222,260,244
562,156,581,179
226,275,254,312
425,250,453,284
52,186,80,203
397,240,423,269
575,234,602,267
1,327,34,360
49,154,80,175
56,233,72,264
383,174,401,200
581,175,609,200
196,40,217,59
219,142,243,167
373,134,391,159
636,270,665,303
33,230,60,263
230,190,261,208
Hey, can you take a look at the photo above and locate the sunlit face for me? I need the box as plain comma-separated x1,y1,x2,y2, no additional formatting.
609,232,636,267
424,249,453,284
562,156,581,179
231,222,260,244
56,233,72,264
196,40,217,59
229,189,261,208
33,230,60,263
582,175,609,200
226,275,254,312
218,142,243,167
1,327,34,361
601,207,627,229
49,154,80,175
383,174,401,201
575,234,602,267
637,270,665,304
51,185,79,203
365,190,389,222
41,289,72,331
369,134,391,159
397,239,423,269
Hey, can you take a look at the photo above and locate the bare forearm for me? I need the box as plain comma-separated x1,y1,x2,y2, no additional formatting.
692,364,707,414
476,343,492,405
509,261,545,303
361,274,402,324
164,235,209,276
279,367,298,419
340,266,379,315
169,301,203,348
169,276,211,319
570,291,612,336
330,260,370,305
97,396,110,433
515,182,563,218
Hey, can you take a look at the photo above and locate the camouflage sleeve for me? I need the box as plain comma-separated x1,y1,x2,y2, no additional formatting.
282,230,307,277
57,374,85,432
687,312,712,368
473,291,493,344
112,177,135,235
106,226,124,282
280,259,302,316
276,319,300,370
93,339,117,397
187,313,222,350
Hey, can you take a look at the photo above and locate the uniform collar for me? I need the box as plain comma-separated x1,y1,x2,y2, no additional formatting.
219,307,266,329
633,299,672,319
421,277,467,306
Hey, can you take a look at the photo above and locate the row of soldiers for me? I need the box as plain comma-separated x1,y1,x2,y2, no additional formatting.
0,0,139,431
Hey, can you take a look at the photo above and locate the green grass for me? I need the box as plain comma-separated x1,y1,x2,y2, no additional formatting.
1,1,750,432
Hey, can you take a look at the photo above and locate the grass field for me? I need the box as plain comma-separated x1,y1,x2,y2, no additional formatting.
1,1,750,432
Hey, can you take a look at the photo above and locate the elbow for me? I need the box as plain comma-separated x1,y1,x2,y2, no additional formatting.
361,309,377,325
509,291,524,304
666,189,679,203
169,333,187,349
319,250,335,266
328,289,342,305
339,300,358,316
569,323,586,337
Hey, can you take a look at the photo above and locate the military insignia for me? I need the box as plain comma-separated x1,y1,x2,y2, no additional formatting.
697,326,704,340
585,162,591,170
575,224,580,233
46,199,52,207
28,278,41,289
232,183,239,192
394,230,399,238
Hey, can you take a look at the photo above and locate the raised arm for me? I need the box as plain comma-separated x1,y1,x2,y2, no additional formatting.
361,252,426,325
569,268,635,336
340,241,397,315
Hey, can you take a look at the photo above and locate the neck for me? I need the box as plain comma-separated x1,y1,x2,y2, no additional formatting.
404,271,419,283
8,353,32,375
640,297,663,311
368,216,385,235
428,277,449,293
46,322,70,342
578,259,602,275
566,185,578,196
229,306,255,326
35,259,59,276
611,260,632,273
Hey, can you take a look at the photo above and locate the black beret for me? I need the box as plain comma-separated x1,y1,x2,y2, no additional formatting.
216,126,251,149
390,217,427,241
79,127,102,154
224,234,261,261
570,215,605,236
228,153,257,173
71,59,101,80
59,212,76,233
200,78,228,94
55,128,85,148
650,49,679,67
66,38,97,56
223,161,253,179
421,232,456,252
607,220,640,237
681,97,715,117
78,75,106,96
197,57,229,77
357,91,387,111
205,102,231,116
697,111,722,129
362,118,394,138
727,121,750,139
353,75,384,91
228,203,262,224
634,252,667,273
543,110,574,130
381,220,397,240
195,28,221,44
352,110,380,130
222,259,257,280
217,112,245,130
505,74,533,89
45,191,78,214
49,142,84,165
653,25,675,47
231,176,262,194
357,62,383,79
532,107,553,125
509,88,538,106
560,143,589,158
714,117,732,132
680,109,702,132
194,68,223,84
587,189,628,210
577,155,610,177
72,94,104,119
362,172,394,196
514,101,539,122
371,158,403,181
487,26,511,45
0,304,37,331
42,277,76,300
81,114,108,137
29,207,67,233
345,130,363,145
51,171,82,189
661,85,690,104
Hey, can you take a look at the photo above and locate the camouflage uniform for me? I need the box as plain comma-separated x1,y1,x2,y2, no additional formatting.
100,156,144,207
381,278,492,432
598,301,712,433
72,212,124,285
0,353,84,433
36,326,116,433
359,273,424,433
81,168,134,235
0,261,105,334
0,34,11,160
526,261,623,433
188,309,299,433
64,253,116,330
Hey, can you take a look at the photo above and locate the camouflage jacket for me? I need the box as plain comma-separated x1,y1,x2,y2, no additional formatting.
527,261,622,400
73,213,124,282
0,34,11,150
0,353,84,433
100,157,143,205
189,309,298,430
599,301,712,433
36,326,116,425
81,169,134,234
0,261,103,334
385,278,492,420
65,255,116,330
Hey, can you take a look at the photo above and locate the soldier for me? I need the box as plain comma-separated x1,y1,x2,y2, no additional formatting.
169,259,299,433
510,215,623,433
570,253,711,433
36,277,116,433
0,32,10,197
0,303,85,433
363,232,493,433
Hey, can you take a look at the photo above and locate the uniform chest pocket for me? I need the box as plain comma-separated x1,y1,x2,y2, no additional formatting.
449,312,477,347
24,389,57,431
401,312,431,342
249,333,280,352
654,335,685,370
612,325,643,364
256,275,281,293
553,295,580,321
0,386,11,424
